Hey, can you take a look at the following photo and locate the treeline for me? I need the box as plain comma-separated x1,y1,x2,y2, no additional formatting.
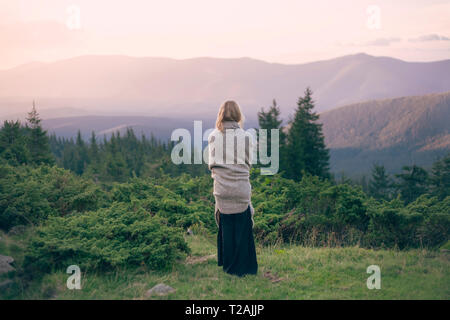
49,129,208,181
0,107,207,182
50,129,167,182
366,161,450,203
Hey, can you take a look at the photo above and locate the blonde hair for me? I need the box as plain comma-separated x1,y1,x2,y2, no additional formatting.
215,100,244,132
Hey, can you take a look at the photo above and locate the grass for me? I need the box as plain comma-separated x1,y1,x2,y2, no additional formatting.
1,231,449,300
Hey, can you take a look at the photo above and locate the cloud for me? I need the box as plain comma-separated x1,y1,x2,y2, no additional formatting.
408,34,450,42
337,37,402,47
364,37,402,47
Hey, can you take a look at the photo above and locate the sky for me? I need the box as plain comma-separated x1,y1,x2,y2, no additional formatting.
0,0,449,69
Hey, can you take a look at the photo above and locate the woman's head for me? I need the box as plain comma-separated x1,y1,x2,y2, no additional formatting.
216,100,244,132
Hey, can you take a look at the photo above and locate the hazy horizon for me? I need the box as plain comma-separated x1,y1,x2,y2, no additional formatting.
3,51,450,72
1,0,449,70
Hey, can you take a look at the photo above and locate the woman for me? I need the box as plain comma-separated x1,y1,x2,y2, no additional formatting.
208,100,258,277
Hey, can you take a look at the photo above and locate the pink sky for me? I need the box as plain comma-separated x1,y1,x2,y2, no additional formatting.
1,0,449,69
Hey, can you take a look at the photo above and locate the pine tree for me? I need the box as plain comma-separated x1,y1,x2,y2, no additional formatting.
369,164,393,200
257,99,286,173
74,130,89,175
25,101,54,165
395,165,429,204
89,131,100,163
258,99,285,149
285,88,329,181
83,131,102,180
62,138,76,171
105,152,128,182
429,154,450,200
0,120,30,165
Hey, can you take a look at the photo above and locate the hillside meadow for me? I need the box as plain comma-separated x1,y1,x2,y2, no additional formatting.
0,163,449,300
1,232,449,300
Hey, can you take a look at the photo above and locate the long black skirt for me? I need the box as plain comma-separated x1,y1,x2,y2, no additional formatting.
217,205,258,277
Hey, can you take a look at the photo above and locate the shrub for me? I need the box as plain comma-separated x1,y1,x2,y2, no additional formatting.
408,195,450,247
111,178,215,230
364,199,419,249
251,174,296,244
0,165,107,231
275,176,369,247
252,173,449,249
23,202,190,274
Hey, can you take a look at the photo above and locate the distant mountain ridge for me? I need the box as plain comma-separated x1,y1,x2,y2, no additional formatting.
320,91,450,175
0,53,449,119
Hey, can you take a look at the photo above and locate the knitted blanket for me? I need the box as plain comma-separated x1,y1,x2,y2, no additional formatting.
207,120,255,227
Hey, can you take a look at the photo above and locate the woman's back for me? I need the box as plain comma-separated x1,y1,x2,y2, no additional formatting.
209,100,258,277
208,120,254,215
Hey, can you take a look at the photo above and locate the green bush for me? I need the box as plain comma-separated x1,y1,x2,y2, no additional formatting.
250,173,449,249
0,165,107,231
251,174,296,244
364,199,418,249
111,178,215,230
408,195,450,247
363,195,450,249
272,176,368,247
23,202,190,274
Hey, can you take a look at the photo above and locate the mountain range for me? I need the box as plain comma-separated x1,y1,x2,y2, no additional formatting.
1,53,449,120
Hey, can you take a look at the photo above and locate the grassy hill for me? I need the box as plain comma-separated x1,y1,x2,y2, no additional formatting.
320,91,450,176
1,232,449,299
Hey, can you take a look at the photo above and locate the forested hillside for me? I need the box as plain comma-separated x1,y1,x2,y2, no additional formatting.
320,91,450,175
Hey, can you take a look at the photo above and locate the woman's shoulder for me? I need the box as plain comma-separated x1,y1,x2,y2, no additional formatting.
208,128,222,142
208,127,255,141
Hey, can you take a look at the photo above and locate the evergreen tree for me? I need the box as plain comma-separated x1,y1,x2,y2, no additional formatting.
74,130,89,175
25,101,54,165
62,138,76,172
83,131,101,180
48,133,65,161
104,152,128,182
284,87,329,181
429,154,450,200
257,99,286,173
89,131,100,163
395,165,429,204
369,164,393,200
258,99,285,149
0,120,30,165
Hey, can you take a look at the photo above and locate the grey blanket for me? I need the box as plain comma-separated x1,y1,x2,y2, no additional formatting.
208,120,255,227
